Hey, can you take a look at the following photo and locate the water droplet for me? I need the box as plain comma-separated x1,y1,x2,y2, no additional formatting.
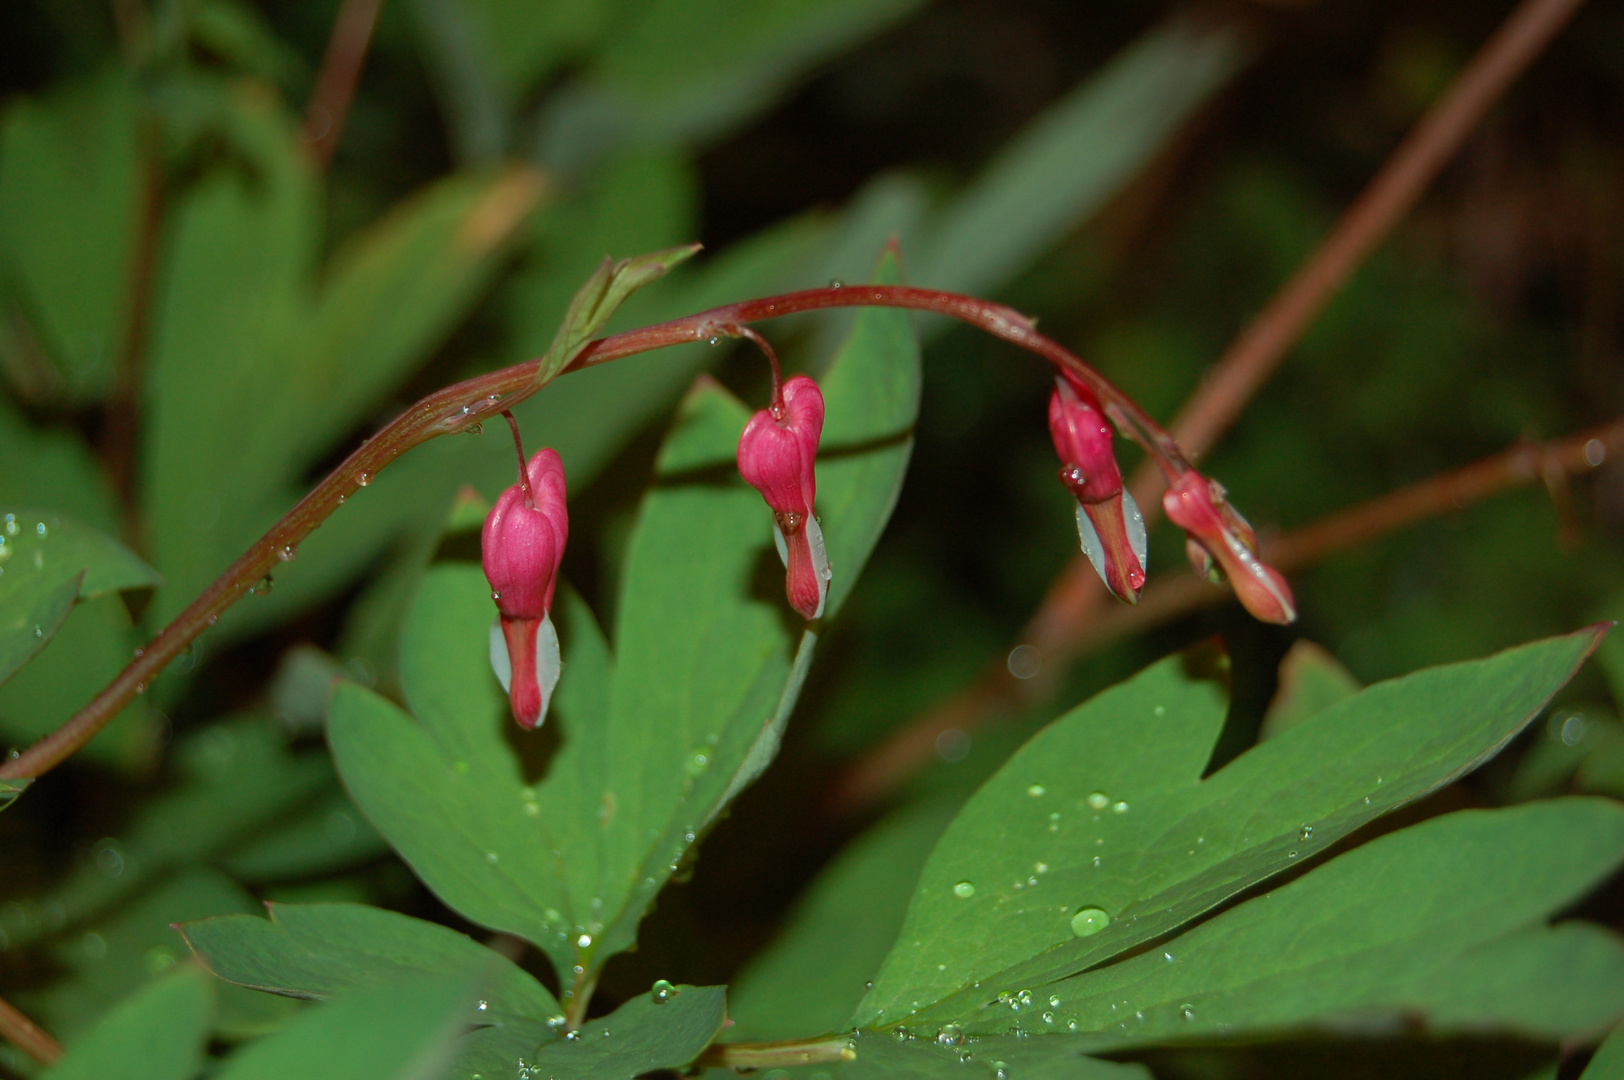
485,851,499,863
707,336,720,346
994,1064,1011,1080
1034,862,1048,874
357,472,372,487
651,979,675,1003
829,279,845,289
1112,801,1128,814
1070,907,1109,937
1048,995,1061,1008
1163,951,1175,964
476,999,488,1011
277,544,297,562
1007,644,1042,680
1560,713,1588,746
1180,1004,1196,1021
1092,856,1102,867
936,1024,964,1046
1026,784,1046,798
953,881,975,898
337,494,347,504
31,625,42,638
3,515,15,536
891,1025,911,1042
134,682,146,694
249,575,273,595
1153,704,1166,717
1298,824,1314,842
1086,792,1110,811
1287,850,1298,858
685,750,710,776
564,1030,580,1041
35,522,47,538
577,933,593,948
1017,990,1033,1006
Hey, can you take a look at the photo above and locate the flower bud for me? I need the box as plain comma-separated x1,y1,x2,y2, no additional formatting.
482,447,568,728
1048,374,1145,603
738,374,830,619
1162,470,1296,625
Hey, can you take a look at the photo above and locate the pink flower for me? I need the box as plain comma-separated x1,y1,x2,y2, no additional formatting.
737,374,830,620
1162,470,1296,625
482,447,568,728
1048,373,1146,603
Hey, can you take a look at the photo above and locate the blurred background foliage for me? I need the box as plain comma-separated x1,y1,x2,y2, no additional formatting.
1,0,1622,1076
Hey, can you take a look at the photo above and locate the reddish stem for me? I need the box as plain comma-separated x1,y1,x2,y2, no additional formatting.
730,325,786,414
0,994,62,1067
0,286,1180,782
303,0,384,169
501,410,532,505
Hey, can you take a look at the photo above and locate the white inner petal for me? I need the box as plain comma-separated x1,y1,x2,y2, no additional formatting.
1075,503,1108,586
806,514,830,619
534,612,562,728
490,619,511,692
1122,489,1148,573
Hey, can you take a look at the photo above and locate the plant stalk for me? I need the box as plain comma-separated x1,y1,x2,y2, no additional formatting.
0,287,1186,779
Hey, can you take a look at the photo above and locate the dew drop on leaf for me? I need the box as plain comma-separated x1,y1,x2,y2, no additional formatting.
1070,907,1109,937
651,979,675,1003
1086,792,1109,811
952,881,975,898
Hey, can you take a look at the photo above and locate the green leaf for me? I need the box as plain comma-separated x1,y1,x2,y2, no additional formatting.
816,1030,1149,1080
329,580,612,979
216,789,388,882
0,716,333,953
999,800,1624,1048
521,984,727,1079
331,248,919,990
859,628,1604,1027
814,245,919,618
533,243,702,385
211,972,475,1080
0,509,162,600
178,901,561,1032
0,776,27,810
142,84,541,636
0,589,160,769
39,967,214,1080
579,0,928,150
0,67,142,403
0,569,79,686
1583,1023,1624,1079
23,869,264,1043
459,0,611,96
917,18,1250,298
730,801,955,1042
1258,639,1362,740
0,397,121,533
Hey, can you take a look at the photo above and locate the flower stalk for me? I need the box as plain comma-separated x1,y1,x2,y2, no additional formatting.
1,283,1271,783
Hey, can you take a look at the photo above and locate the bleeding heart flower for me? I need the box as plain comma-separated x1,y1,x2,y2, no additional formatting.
1162,470,1296,625
482,443,568,728
1048,372,1146,603
737,373,830,620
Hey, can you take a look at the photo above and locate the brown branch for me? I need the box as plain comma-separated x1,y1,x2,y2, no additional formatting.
101,126,165,539
830,417,1623,813
826,0,1589,813
0,285,1197,784
0,994,63,1067
303,0,384,169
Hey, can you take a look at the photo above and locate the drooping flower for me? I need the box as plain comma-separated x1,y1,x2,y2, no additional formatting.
737,373,830,620
1048,372,1146,603
1162,470,1295,625
482,444,568,728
